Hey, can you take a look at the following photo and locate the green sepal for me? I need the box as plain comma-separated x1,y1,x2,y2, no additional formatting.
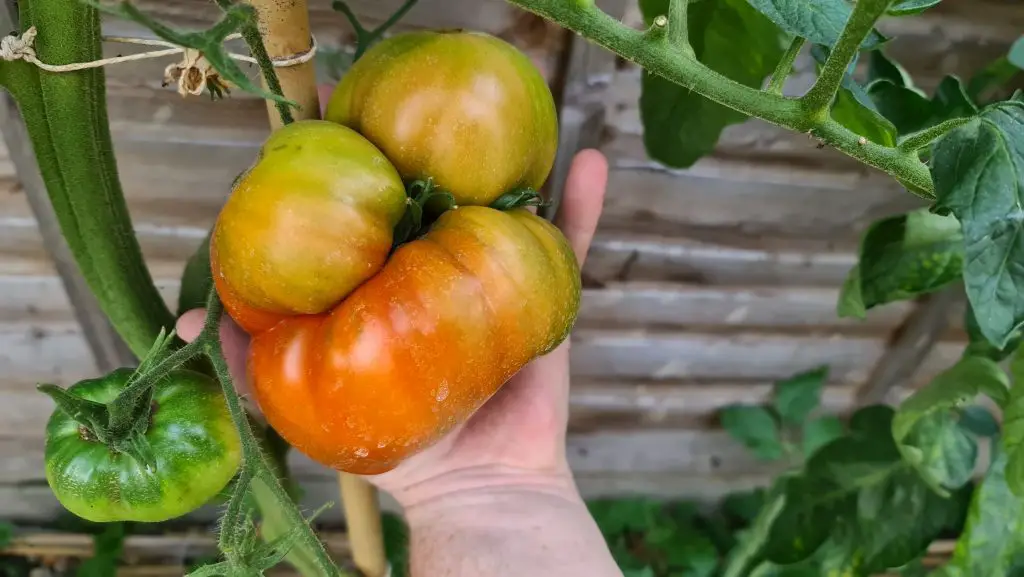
489,187,549,211
393,179,458,246
36,383,111,442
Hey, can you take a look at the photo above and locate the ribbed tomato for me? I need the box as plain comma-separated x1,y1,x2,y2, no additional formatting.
247,206,581,474
324,30,558,207
210,120,407,333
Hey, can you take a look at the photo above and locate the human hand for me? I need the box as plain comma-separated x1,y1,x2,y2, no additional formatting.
177,148,608,506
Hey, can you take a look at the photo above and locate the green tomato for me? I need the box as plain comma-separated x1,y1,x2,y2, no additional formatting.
44,369,241,522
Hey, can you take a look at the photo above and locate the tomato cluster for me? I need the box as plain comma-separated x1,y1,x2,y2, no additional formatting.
211,31,578,474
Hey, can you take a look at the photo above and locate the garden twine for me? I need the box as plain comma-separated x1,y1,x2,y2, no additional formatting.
0,26,318,97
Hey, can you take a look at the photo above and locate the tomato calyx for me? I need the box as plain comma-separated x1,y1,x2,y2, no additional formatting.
489,187,549,211
392,177,458,246
37,329,183,471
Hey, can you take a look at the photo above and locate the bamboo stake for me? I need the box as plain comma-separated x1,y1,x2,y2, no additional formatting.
244,1,389,576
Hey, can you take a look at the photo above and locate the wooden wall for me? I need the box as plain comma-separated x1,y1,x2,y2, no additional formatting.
0,0,1019,523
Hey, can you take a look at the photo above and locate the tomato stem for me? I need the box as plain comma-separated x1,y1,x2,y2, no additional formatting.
333,0,420,61
503,0,935,198
213,0,295,125
490,187,549,211
194,289,347,577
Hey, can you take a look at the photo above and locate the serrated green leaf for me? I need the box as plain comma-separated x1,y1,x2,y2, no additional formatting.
967,57,1021,106
854,209,963,310
887,0,942,16
832,85,899,146
0,522,12,548
893,358,1007,493
899,411,978,495
867,50,917,89
773,366,829,425
741,0,884,49
837,265,868,319
931,101,1024,349
1003,378,1024,496
965,302,1023,361
868,80,934,134
383,513,410,577
588,498,663,537
960,405,1001,438
802,416,844,458
946,443,1024,576
90,2,292,106
721,405,783,461
761,412,954,572
1010,37,1024,70
894,357,1010,444
640,0,786,168
77,523,126,577
932,76,980,121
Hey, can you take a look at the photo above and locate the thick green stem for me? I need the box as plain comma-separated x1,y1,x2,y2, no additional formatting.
0,0,174,358
767,37,805,95
503,0,934,197
800,0,893,120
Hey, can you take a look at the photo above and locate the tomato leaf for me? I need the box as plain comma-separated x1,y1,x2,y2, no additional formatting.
945,443,1024,576
832,86,898,146
0,522,11,548
761,407,959,571
967,57,1021,106
849,209,964,312
1003,369,1024,496
1010,36,1024,70
77,523,126,577
802,416,844,458
932,101,1024,349
887,0,942,16
639,0,786,168
383,513,410,577
868,80,934,134
772,366,829,426
892,356,1008,495
740,0,885,48
965,302,1024,361
961,405,1001,438
836,265,867,319
893,357,1010,444
87,2,292,105
867,50,917,88
720,405,783,461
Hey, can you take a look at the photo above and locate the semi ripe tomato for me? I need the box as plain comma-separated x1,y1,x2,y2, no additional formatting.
44,369,241,522
324,30,558,207
211,120,407,332
248,206,580,474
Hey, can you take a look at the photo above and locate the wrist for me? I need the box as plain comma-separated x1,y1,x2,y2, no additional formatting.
387,463,583,514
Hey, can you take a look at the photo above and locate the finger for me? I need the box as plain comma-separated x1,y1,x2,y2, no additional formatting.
176,308,205,342
554,149,608,265
175,309,253,401
318,84,334,118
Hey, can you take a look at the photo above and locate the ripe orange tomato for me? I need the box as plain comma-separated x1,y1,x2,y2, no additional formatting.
210,120,407,332
324,30,559,207
248,206,581,474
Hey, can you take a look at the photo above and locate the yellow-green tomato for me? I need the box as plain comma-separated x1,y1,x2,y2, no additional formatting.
211,120,407,324
325,30,558,206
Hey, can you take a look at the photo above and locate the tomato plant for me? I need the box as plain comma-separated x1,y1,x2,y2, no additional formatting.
324,30,559,206
44,369,240,523
248,204,580,473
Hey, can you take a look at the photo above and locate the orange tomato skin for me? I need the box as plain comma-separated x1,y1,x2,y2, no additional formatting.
324,31,558,207
211,120,407,322
248,207,580,474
